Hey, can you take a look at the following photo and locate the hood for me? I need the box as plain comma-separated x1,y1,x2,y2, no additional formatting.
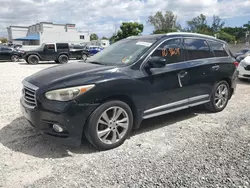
25,62,116,87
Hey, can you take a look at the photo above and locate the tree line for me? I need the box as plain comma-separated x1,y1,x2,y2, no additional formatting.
92,10,250,44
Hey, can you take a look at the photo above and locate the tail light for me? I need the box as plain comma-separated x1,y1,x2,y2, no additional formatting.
233,61,239,67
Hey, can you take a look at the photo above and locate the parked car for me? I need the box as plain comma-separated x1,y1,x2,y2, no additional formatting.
237,55,250,81
22,43,70,64
235,50,250,62
0,46,24,62
69,44,90,61
20,32,238,150
234,48,250,58
85,45,104,56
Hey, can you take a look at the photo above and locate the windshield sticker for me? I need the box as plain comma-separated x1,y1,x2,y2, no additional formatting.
122,56,131,63
162,48,180,57
136,42,152,47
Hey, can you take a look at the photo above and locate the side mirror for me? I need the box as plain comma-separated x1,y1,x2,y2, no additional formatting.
147,56,167,68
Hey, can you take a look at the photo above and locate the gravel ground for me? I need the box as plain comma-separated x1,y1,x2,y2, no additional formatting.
0,61,249,188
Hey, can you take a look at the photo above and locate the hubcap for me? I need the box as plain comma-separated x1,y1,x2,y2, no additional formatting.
12,55,18,62
82,54,87,61
214,84,229,109
97,106,129,145
61,56,67,63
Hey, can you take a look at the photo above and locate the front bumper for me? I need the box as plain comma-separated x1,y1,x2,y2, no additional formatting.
20,97,99,146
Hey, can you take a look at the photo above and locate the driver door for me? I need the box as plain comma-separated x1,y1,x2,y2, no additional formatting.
141,38,191,118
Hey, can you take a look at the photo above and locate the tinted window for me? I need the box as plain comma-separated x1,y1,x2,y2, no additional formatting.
46,44,55,50
56,43,68,49
207,41,228,57
184,38,213,60
151,38,184,64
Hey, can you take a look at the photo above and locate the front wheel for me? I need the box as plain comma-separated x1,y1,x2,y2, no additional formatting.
27,55,39,64
205,81,230,112
84,100,133,150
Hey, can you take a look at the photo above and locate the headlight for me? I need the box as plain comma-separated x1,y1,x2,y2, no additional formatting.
45,84,95,101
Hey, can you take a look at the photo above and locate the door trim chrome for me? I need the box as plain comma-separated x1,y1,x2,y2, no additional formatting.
144,94,209,114
143,99,210,119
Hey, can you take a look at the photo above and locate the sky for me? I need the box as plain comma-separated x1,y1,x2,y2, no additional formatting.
1,0,250,38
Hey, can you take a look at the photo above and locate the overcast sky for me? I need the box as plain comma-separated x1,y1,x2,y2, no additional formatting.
1,0,250,38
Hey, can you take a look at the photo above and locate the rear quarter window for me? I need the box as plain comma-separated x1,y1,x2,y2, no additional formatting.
56,43,69,49
207,41,229,57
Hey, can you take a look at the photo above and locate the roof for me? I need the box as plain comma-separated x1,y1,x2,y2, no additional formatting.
13,34,40,41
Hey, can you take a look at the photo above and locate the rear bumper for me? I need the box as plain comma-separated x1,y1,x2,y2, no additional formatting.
20,97,99,146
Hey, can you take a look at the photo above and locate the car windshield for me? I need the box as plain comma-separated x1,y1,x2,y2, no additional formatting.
86,38,156,65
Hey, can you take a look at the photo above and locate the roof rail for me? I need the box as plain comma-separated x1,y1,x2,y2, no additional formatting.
166,32,216,39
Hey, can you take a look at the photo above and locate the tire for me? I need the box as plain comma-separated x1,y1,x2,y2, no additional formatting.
55,60,59,63
84,100,133,150
11,55,19,62
81,53,88,62
27,55,39,64
58,54,69,64
205,80,230,113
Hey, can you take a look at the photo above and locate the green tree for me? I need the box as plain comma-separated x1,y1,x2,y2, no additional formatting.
211,15,225,33
101,36,108,40
90,33,98,40
186,14,208,33
115,22,144,41
216,30,235,43
148,10,180,34
221,27,245,42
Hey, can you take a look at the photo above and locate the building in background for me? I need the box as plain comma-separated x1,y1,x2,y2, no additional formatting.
89,39,110,48
7,22,90,46
7,26,29,45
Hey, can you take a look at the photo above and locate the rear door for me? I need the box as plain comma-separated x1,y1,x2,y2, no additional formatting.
206,40,235,81
183,37,215,103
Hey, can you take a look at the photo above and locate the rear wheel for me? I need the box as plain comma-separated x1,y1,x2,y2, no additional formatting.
205,81,230,112
58,54,69,64
11,55,19,62
81,53,88,62
84,100,133,150
27,55,39,64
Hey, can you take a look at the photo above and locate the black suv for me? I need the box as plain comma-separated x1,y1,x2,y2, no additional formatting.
23,43,71,64
20,32,238,150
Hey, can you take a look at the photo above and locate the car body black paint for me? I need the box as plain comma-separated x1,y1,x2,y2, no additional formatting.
0,46,23,61
20,32,237,146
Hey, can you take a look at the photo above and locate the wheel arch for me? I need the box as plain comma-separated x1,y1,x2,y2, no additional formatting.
90,94,143,130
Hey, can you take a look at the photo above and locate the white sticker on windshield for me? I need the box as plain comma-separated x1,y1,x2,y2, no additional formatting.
136,41,152,47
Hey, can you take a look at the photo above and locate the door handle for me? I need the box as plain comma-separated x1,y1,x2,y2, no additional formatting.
212,65,220,70
178,71,188,78
178,71,188,88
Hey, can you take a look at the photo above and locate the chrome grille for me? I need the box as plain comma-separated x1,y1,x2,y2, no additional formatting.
22,81,38,108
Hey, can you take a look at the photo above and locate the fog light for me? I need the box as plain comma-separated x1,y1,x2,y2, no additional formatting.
53,124,64,133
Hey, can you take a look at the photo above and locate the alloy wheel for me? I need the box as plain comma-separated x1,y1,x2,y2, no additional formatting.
214,83,229,109
96,106,129,145
11,55,19,62
82,54,87,61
